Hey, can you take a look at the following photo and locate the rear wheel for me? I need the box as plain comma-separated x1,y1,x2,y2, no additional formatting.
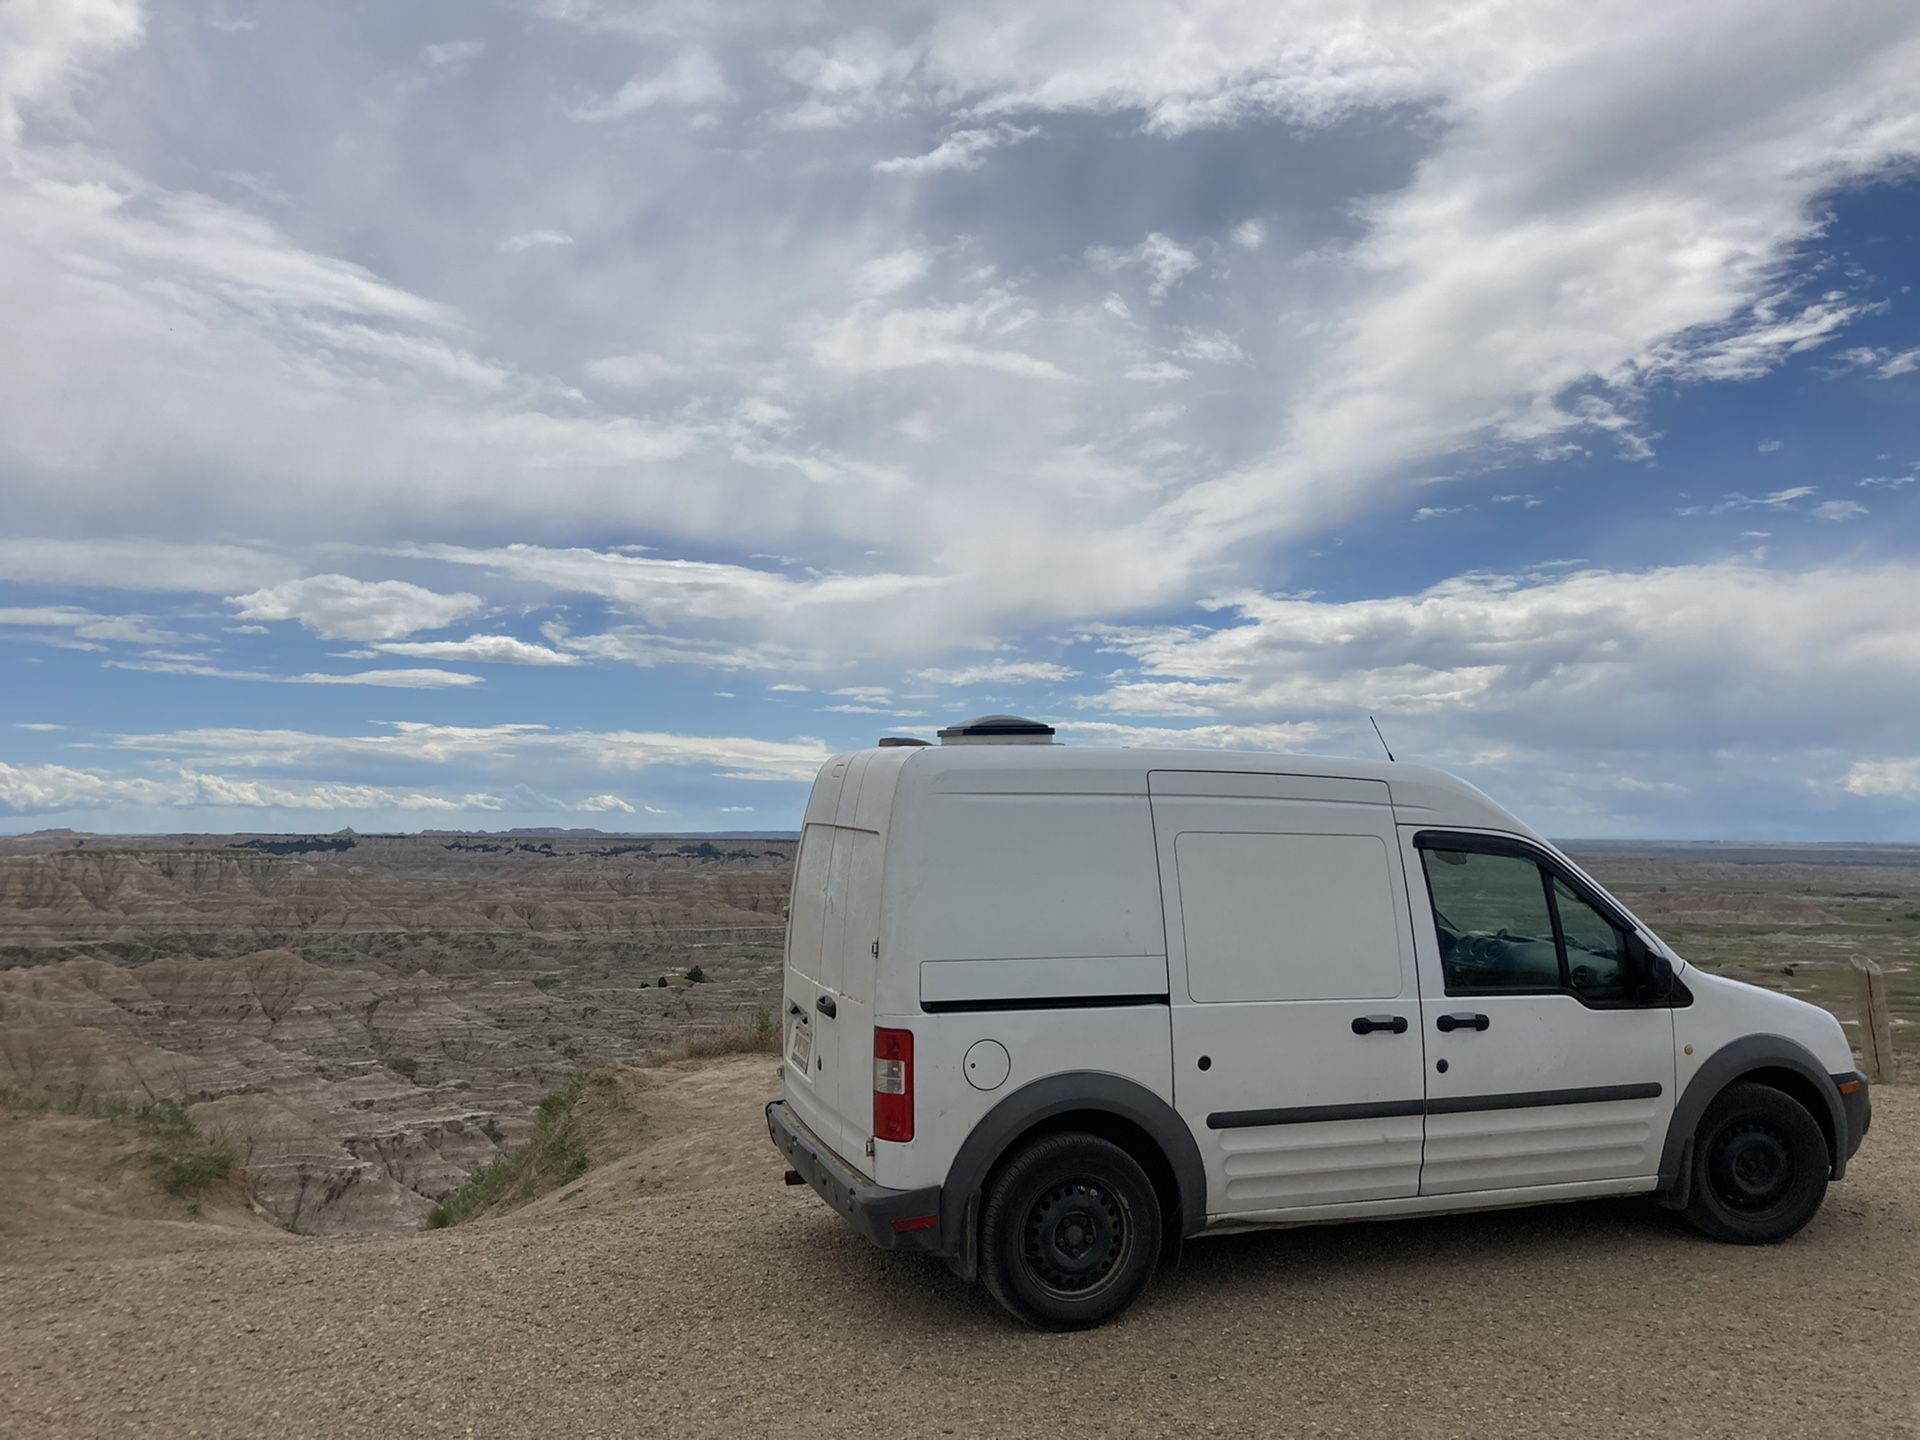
979,1132,1161,1331
1682,1082,1829,1244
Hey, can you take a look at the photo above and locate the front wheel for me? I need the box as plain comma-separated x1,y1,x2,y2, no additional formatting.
978,1132,1162,1330
1681,1082,1829,1244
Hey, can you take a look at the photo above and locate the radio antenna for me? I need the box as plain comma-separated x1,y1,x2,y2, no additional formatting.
1368,714,1396,763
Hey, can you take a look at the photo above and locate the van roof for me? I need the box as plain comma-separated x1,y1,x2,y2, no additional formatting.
843,743,1534,839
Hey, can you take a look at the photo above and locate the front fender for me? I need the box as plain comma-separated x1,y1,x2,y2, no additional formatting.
1657,1034,1850,1205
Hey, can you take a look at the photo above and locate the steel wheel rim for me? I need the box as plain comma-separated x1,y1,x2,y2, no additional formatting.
1021,1179,1132,1300
1708,1119,1794,1213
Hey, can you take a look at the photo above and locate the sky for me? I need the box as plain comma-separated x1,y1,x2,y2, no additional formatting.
1,0,1918,840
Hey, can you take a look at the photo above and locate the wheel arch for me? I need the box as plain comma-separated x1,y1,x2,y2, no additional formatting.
1658,1035,1847,1206
940,1072,1207,1279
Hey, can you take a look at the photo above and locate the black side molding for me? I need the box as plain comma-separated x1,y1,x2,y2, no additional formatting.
1211,1099,1424,1129
921,992,1170,1015
1425,1082,1662,1115
1209,1082,1663,1130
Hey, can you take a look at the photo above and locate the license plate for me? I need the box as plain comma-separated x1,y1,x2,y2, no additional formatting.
789,1021,813,1072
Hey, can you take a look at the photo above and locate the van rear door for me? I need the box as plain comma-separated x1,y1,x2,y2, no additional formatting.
781,753,887,1170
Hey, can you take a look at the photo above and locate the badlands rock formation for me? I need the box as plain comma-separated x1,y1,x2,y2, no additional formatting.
0,832,793,1233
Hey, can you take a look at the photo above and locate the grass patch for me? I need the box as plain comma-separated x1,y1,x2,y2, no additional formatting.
129,1102,244,1197
425,1003,781,1230
646,1002,782,1065
0,1082,54,1115
425,1072,602,1229
0,1084,243,1200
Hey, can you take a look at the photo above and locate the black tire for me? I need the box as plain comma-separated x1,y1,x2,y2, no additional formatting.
978,1132,1162,1331
1682,1082,1829,1244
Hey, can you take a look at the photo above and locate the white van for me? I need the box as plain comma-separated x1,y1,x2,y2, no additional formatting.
765,717,1872,1329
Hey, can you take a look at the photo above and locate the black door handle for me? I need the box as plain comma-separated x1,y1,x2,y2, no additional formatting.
1351,1015,1409,1035
815,994,837,1018
1437,1012,1490,1032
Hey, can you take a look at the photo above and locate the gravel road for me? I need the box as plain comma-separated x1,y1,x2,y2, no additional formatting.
4,1064,1915,1439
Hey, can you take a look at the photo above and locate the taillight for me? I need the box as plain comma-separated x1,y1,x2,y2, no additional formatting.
873,1027,914,1143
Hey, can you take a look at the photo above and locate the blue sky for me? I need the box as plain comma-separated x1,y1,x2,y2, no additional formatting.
2,1,1918,839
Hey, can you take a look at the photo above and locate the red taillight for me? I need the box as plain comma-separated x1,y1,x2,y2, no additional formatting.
873,1026,914,1143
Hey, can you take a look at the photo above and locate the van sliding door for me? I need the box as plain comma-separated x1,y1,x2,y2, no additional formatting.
1152,771,1427,1220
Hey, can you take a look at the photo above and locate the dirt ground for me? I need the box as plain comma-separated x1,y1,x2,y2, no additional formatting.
3,1057,1916,1439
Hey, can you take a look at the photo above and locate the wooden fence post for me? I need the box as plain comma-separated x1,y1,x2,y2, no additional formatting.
1851,956,1897,1084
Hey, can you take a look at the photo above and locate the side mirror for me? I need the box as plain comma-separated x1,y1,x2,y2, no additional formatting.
1626,931,1674,1002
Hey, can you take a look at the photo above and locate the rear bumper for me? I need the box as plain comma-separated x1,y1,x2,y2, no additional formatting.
765,1099,947,1254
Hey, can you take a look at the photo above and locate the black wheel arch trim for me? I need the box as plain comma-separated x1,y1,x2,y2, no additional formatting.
940,1071,1209,1278
1657,1034,1850,1205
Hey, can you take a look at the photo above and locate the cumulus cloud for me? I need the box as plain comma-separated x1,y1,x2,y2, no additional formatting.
808,290,1068,380
227,575,483,640
109,720,834,784
1087,562,1920,766
1844,758,1920,798
873,124,1037,175
0,605,181,647
915,659,1076,686
0,761,501,817
500,228,573,253
1124,360,1189,384
0,539,294,593
855,248,932,297
0,0,143,146
571,50,731,120
581,350,678,389
576,793,635,812
1675,486,1817,517
105,659,482,688
366,634,581,666
1088,232,1199,301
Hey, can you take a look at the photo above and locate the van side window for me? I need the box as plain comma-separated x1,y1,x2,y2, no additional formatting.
1419,848,1560,993
1552,877,1630,1002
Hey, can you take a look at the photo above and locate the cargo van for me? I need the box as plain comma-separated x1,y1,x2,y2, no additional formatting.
765,717,1871,1329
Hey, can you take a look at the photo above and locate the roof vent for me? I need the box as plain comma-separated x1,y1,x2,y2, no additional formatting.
936,714,1057,746
877,736,930,748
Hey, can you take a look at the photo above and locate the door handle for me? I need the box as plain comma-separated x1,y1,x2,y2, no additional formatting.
1351,1015,1409,1036
815,994,837,1018
1436,1012,1490,1032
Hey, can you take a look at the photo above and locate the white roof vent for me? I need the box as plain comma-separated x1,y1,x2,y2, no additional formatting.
936,714,1057,746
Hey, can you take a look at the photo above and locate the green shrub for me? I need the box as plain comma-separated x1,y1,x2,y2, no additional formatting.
0,1083,53,1115
686,964,706,983
647,1005,784,1064
122,1102,242,1197
1,1086,240,1200
425,1072,601,1229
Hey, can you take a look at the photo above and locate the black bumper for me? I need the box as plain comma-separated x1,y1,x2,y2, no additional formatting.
765,1099,947,1254
1837,1072,1871,1161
